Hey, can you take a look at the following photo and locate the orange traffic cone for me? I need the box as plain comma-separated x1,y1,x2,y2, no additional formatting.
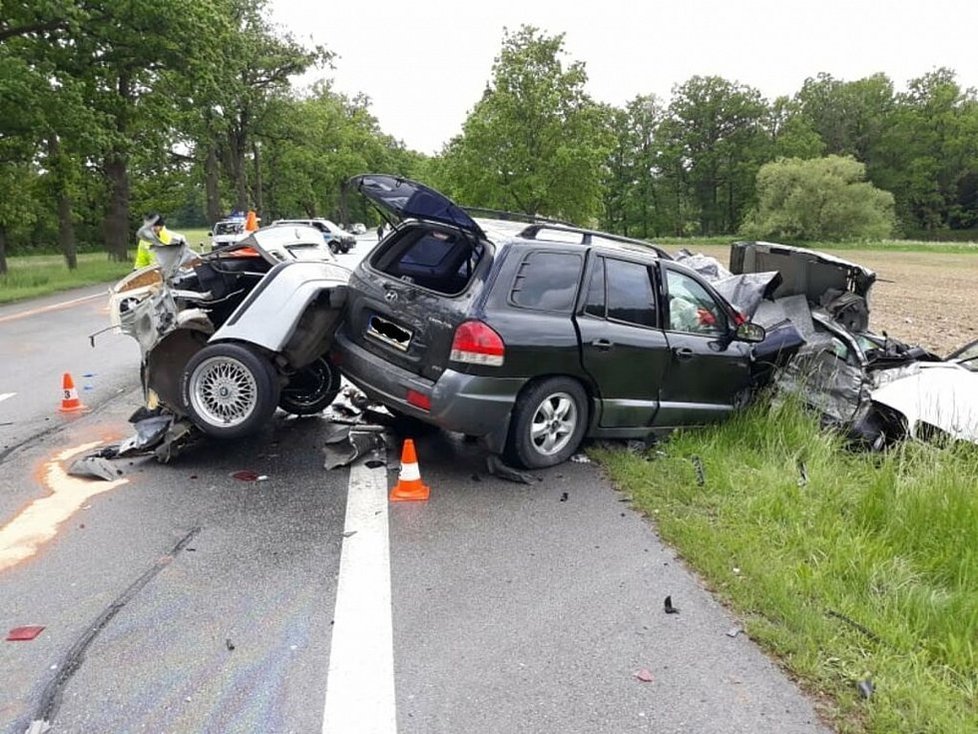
390,438,430,502
245,210,259,232
59,372,85,413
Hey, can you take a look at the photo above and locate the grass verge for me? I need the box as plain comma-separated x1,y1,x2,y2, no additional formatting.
0,230,212,305
594,399,978,733
0,253,132,304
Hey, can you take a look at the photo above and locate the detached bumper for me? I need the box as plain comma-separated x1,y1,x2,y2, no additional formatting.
332,330,522,453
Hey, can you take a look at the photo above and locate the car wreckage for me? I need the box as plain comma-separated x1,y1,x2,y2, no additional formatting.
723,241,978,448
91,179,977,475
106,223,349,445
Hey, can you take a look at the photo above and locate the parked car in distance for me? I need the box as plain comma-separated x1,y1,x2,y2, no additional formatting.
272,218,356,254
333,174,781,469
350,222,367,235
209,218,250,251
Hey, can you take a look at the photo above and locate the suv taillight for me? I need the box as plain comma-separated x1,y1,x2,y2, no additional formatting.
450,320,505,367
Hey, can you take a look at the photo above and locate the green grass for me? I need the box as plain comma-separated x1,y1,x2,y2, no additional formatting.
0,252,133,304
594,400,978,733
0,229,213,305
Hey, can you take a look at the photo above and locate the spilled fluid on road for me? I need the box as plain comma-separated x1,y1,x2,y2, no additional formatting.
0,441,128,571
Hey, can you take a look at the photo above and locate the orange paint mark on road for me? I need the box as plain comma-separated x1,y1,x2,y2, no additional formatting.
0,292,105,325
0,442,128,572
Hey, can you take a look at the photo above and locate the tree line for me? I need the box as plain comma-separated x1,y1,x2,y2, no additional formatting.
2,8,976,274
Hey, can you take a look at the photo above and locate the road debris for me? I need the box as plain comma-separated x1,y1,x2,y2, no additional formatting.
569,453,591,464
67,455,123,481
691,456,705,486
856,678,875,699
664,595,680,614
231,470,260,481
6,625,45,641
485,454,538,484
559,492,568,502
634,668,654,683
726,626,744,638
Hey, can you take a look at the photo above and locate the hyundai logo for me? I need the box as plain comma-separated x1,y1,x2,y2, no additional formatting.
384,290,398,303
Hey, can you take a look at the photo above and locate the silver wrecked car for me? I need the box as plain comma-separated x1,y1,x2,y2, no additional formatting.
109,224,350,438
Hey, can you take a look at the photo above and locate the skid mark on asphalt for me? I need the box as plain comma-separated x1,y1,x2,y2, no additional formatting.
322,461,397,734
0,441,128,572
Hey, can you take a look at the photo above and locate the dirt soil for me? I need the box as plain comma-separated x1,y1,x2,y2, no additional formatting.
694,245,978,356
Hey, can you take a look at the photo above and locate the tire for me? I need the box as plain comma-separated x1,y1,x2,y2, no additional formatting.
182,342,280,439
278,356,341,415
505,377,588,469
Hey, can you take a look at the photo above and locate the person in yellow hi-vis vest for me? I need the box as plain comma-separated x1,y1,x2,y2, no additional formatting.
133,213,171,269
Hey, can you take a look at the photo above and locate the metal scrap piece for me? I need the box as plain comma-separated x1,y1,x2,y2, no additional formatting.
67,456,123,481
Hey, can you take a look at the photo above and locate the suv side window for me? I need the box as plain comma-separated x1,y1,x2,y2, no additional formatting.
510,251,582,312
604,258,657,328
665,269,727,335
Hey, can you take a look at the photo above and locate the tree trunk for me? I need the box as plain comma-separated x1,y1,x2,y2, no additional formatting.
58,189,77,270
49,136,78,269
251,142,264,216
205,145,221,224
0,225,8,275
104,152,130,262
104,71,132,262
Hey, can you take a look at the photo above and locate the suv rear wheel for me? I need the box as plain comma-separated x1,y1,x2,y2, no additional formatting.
505,377,588,469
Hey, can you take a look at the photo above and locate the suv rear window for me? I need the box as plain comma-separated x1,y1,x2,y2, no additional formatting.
373,228,484,295
509,251,582,312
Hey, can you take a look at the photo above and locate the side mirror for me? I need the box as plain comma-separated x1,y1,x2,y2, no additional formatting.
735,322,766,343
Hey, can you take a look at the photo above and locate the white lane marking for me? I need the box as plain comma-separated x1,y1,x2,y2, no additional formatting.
0,392,14,404
0,291,105,325
322,461,397,734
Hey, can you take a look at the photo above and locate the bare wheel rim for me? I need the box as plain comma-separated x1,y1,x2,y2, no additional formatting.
189,356,259,427
528,391,578,456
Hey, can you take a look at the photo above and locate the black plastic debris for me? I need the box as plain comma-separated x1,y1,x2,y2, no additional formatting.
559,492,569,502
664,595,680,614
726,626,744,638
485,454,538,484
225,638,235,651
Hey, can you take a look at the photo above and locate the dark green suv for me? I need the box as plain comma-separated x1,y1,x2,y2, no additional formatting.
333,175,771,468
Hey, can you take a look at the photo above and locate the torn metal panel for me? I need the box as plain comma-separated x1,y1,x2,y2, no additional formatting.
730,241,876,303
871,364,978,443
67,456,124,481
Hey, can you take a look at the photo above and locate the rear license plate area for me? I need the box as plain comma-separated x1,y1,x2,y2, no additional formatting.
366,314,413,352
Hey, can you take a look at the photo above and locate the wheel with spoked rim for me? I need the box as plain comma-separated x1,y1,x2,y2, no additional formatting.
182,342,280,439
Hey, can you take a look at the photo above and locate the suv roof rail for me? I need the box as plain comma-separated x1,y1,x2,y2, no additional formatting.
516,223,673,260
462,207,572,227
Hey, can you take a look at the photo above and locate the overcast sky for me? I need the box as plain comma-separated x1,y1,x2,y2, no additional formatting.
269,0,978,155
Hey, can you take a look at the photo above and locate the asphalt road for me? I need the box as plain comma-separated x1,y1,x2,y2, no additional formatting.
0,238,831,734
